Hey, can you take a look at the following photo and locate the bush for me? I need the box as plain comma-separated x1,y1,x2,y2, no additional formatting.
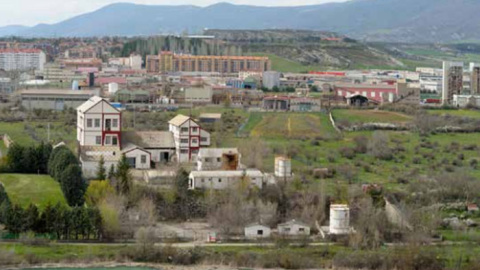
19,231,50,246
340,147,356,159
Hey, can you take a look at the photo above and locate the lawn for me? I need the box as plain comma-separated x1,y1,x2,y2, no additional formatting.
248,112,338,139
247,53,324,73
0,174,66,209
428,109,480,119
332,109,412,125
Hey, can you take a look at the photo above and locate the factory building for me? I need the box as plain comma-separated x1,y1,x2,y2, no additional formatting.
20,89,99,111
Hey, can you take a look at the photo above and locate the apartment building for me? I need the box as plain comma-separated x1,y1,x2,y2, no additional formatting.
0,49,46,71
168,114,210,163
146,51,270,74
442,61,464,105
469,63,480,94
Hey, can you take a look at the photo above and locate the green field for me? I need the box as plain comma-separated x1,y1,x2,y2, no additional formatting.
248,53,324,73
428,109,480,119
332,109,412,125
0,174,66,209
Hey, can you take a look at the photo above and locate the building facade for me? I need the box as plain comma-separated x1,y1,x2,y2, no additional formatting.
168,114,210,162
21,89,98,111
442,61,464,105
0,49,46,71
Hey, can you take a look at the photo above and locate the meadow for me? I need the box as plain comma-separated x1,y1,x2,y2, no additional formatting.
332,109,412,125
0,174,66,209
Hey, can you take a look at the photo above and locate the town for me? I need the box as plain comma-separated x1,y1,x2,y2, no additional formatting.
0,21,480,270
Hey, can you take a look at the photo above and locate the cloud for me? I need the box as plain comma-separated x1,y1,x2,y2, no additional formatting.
0,0,348,26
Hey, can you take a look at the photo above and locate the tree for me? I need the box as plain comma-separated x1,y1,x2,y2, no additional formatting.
96,155,107,180
4,204,26,234
368,131,393,161
24,204,39,232
116,154,131,195
85,180,115,206
48,146,78,181
174,167,190,198
6,143,24,172
107,164,116,180
60,164,86,207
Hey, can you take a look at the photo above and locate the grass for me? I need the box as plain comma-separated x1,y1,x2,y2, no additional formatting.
428,109,480,119
332,109,412,125
0,174,66,209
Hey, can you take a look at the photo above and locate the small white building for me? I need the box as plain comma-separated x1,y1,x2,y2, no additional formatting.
196,148,240,171
453,94,480,108
277,219,310,236
188,169,265,190
244,223,271,239
169,114,210,163
329,204,350,235
122,143,151,169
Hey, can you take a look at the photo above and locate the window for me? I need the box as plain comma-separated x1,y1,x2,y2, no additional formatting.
141,155,147,164
371,92,376,98
201,178,205,183
217,158,221,162
95,136,101,145
181,139,189,144
192,138,198,144
105,136,112,145
112,137,118,146
181,127,188,133
201,137,207,142
112,119,118,128
205,158,212,162
299,228,305,232
192,127,198,132
257,230,263,235
87,119,92,127
180,149,188,154
94,119,100,128
218,179,222,183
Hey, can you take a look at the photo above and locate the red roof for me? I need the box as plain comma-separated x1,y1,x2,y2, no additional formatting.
0,49,42,53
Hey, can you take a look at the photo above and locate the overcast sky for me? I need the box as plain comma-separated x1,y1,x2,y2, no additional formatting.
1,0,349,27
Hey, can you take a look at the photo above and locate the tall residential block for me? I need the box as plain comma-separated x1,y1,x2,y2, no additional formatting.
470,63,480,94
0,49,46,71
442,61,463,105
146,51,270,74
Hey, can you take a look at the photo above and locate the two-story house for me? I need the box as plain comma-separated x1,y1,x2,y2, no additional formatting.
168,114,210,163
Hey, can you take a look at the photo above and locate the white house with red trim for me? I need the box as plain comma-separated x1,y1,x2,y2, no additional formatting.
169,114,211,163
77,96,152,178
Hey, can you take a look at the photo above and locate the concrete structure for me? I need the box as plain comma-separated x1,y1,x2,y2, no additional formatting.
196,148,240,171
244,223,271,239
20,89,98,111
184,86,213,103
442,61,464,105
290,97,321,112
453,94,480,108
146,52,271,74
0,49,46,71
274,156,292,178
262,96,321,112
277,220,310,236
199,113,222,123
169,114,210,163
263,71,281,89
391,81,421,105
329,205,350,235
108,54,142,70
188,169,265,190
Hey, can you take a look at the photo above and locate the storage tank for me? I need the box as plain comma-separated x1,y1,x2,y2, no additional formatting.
275,156,292,178
72,80,79,90
108,82,119,94
329,204,350,235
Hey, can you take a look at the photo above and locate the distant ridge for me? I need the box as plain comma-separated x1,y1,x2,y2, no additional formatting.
1,0,480,43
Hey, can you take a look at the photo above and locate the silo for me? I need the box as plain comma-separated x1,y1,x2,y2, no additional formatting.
275,156,291,178
329,204,350,235
72,80,79,90
108,82,119,94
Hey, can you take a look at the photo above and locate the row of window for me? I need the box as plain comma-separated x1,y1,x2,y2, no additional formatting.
95,135,118,146
87,118,118,129
180,127,198,133
180,149,199,154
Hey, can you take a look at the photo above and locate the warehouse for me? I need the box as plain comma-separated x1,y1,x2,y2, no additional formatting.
20,89,99,111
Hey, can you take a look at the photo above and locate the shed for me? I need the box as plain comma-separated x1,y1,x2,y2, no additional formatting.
277,219,310,236
244,223,271,238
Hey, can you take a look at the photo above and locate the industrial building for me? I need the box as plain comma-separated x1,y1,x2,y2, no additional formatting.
469,62,480,94
196,148,240,171
20,89,99,111
263,71,281,89
146,51,271,74
442,61,464,105
0,49,46,71
188,169,265,190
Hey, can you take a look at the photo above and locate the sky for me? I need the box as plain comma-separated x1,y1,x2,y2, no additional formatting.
0,0,349,27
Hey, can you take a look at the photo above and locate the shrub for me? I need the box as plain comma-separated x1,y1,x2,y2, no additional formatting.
340,147,356,159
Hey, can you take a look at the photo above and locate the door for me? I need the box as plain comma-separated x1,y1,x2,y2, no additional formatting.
105,119,111,131
160,152,169,162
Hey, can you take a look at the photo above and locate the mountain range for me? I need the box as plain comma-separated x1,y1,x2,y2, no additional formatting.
1,0,479,43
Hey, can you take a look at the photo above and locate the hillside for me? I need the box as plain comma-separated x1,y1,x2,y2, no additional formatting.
2,0,480,42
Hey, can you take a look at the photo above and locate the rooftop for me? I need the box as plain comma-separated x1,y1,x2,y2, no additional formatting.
169,114,191,126
122,131,175,149
20,89,98,96
190,169,264,178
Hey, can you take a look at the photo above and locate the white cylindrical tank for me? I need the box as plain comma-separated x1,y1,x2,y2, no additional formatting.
275,156,291,178
108,82,119,94
72,80,79,90
329,204,350,235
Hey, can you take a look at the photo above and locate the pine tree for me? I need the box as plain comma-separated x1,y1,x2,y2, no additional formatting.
116,154,131,195
96,155,106,180
60,164,86,207
107,164,116,180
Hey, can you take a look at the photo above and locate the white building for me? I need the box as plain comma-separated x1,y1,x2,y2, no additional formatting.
188,169,264,190
274,156,292,178
277,219,310,236
196,148,240,171
263,71,281,89
108,54,142,70
453,94,480,108
244,223,271,239
184,86,213,104
168,114,210,163
0,49,46,71
329,205,350,235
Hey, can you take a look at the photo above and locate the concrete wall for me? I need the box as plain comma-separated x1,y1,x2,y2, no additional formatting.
245,225,271,238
